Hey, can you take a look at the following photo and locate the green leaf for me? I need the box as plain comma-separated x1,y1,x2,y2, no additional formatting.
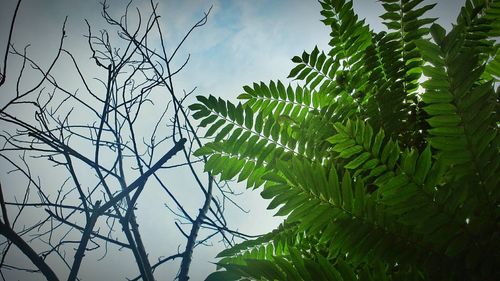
430,23,446,44
310,46,320,66
193,145,214,157
414,145,432,184
205,271,240,281
372,130,385,157
199,114,218,127
341,171,353,211
339,145,363,158
345,152,371,169
244,105,254,129
291,55,302,63
205,119,226,137
426,115,461,127
302,50,310,62
235,103,244,125
297,67,313,80
336,259,357,281
215,124,234,142
238,161,256,182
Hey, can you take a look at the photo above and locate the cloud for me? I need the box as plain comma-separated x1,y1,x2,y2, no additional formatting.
173,0,332,102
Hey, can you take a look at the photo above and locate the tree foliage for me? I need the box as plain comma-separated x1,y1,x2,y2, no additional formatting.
189,0,500,280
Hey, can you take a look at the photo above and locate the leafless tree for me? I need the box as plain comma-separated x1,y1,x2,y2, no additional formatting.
0,1,250,280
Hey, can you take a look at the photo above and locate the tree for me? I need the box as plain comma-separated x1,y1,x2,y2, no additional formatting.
190,0,500,280
0,1,247,280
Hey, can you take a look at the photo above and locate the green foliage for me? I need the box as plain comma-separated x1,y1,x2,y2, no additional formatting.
190,0,500,280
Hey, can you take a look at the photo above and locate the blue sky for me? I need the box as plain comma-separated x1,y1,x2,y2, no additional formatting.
168,0,333,98
0,0,465,280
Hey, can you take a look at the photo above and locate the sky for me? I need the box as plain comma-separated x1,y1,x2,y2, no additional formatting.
0,0,464,280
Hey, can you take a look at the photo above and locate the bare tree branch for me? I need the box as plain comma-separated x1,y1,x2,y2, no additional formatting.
0,1,250,280
0,220,59,281
0,0,22,87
